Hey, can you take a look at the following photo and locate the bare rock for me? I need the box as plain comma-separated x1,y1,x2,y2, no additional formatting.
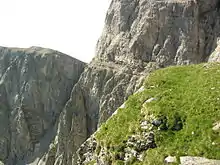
0,46,85,165
145,98,157,104
180,156,220,165
209,39,220,62
164,156,177,164
213,121,220,131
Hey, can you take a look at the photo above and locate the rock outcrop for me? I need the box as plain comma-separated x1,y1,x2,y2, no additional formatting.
0,47,85,165
209,38,220,62
47,0,220,164
76,63,220,165
180,156,220,165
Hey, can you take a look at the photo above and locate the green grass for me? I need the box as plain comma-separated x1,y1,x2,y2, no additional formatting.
95,63,220,164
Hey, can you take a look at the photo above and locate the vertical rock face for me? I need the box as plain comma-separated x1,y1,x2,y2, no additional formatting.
0,47,85,165
96,0,220,65
47,0,220,165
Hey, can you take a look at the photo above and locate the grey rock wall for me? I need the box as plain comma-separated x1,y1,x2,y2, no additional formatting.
0,47,85,165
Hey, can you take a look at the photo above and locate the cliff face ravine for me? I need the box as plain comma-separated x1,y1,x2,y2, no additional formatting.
43,0,220,165
0,47,85,165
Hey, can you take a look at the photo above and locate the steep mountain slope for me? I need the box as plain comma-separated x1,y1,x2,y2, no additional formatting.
1,0,220,165
0,47,85,165
77,63,220,165
44,0,220,164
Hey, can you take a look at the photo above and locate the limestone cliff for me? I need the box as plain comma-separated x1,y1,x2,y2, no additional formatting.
44,0,220,164
0,47,85,165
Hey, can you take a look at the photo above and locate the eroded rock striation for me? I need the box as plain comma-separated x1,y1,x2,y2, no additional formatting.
0,47,85,165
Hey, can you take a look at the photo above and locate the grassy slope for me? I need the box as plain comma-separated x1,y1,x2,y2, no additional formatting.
95,63,220,164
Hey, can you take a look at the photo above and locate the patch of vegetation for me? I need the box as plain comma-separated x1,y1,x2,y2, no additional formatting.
95,63,220,164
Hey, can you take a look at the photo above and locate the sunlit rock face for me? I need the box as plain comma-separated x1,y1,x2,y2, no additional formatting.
0,47,85,165
44,0,220,165
209,38,220,62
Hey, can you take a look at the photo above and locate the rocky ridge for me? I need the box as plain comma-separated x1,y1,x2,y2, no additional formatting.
46,0,220,164
0,47,85,165
1,0,220,164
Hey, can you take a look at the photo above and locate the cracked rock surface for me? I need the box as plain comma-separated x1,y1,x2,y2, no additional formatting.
0,47,85,165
